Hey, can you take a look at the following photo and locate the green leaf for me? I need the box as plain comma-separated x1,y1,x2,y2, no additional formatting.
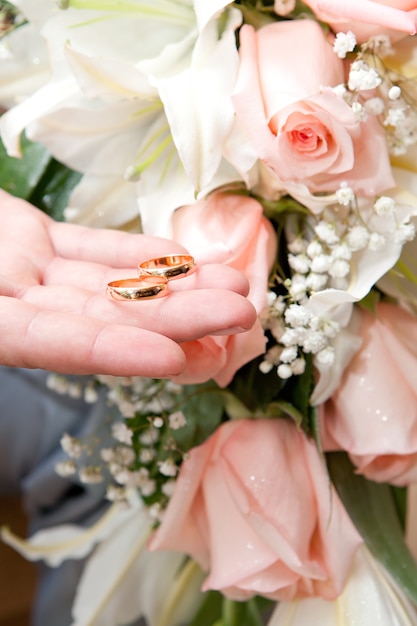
358,288,381,315
170,383,225,451
279,353,315,435
327,451,417,604
188,591,223,626
221,597,274,626
28,159,82,221
0,135,82,220
229,357,283,412
265,401,303,428
0,135,51,199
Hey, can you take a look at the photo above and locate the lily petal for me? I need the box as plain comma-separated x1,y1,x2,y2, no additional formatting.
268,545,417,626
0,501,134,567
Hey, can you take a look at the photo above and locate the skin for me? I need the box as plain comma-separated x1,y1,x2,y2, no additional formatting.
0,190,257,377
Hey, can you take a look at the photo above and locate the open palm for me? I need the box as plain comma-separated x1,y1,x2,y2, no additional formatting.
0,191,256,377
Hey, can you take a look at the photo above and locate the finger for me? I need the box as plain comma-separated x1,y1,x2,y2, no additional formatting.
20,285,257,342
49,220,187,268
44,257,250,296
0,297,186,377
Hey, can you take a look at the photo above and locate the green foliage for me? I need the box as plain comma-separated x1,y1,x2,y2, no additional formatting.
188,592,274,626
327,452,417,604
172,383,226,451
279,353,316,435
229,357,284,413
0,135,81,220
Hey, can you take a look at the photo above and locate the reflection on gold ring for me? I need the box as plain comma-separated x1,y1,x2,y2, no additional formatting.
106,276,169,301
138,254,196,280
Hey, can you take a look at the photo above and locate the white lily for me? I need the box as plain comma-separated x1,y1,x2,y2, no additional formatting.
268,546,417,626
1,490,205,626
0,21,50,109
0,1,243,230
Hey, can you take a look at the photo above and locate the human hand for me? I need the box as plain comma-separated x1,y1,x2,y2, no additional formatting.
0,191,257,377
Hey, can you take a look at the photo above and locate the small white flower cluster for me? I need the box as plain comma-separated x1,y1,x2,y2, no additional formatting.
259,186,416,380
46,374,99,403
55,398,188,513
333,30,357,59
56,433,104,484
260,296,339,379
333,34,417,156
97,375,182,418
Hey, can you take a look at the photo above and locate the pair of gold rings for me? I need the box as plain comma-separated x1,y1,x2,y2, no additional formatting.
106,254,196,301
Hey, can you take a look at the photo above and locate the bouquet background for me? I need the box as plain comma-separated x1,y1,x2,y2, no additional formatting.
2,1,417,625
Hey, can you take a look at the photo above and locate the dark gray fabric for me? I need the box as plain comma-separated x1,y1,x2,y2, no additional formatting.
0,367,111,626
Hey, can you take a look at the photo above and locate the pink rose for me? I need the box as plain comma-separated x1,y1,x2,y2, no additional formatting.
320,303,417,485
233,20,394,196
149,418,361,601
171,191,276,387
302,0,417,42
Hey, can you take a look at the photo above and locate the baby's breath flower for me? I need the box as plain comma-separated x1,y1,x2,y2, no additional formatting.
315,345,335,367
114,445,136,466
60,433,83,459
168,411,187,430
348,60,381,91
161,479,177,497
79,466,104,484
152,416,164,428
288,276,307,301
84,384,99,404
329,258,350,278
284,304,312,327
384,107,406,127
332,243,352,261
291,357,306,375
364,97,385,116
148,502,164,522
140,448,155,463
287,238,306,254
306,240,323,258
112,422,134,445
352,101,367,122
139,478,156,497
68,382,83,398
106,485,129,503
280,346,298,363
388,85,401,100
158,458,179,477
394,222,416,244
277,363,293,379
346,225,369,250
288,253,310,274
139,426,159,445
333,31,356,58
314,221,339,245
310,254,333,274
259,360,274,374
333,83,347,98
55,460,77,477
301,330,327,354
100,447,115,463
336,183,355,206
374,196,395,216
368,232,386,251
47,374,69,394
306,272,328,291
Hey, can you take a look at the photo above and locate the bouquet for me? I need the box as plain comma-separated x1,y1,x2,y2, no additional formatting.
2,1,417,625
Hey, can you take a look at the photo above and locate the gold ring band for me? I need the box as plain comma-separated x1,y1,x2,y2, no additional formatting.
138,254,196,281
106,276,169,301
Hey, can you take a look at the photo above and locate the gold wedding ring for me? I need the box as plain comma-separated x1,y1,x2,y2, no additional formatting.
106,276,169,301
138,254,196,280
